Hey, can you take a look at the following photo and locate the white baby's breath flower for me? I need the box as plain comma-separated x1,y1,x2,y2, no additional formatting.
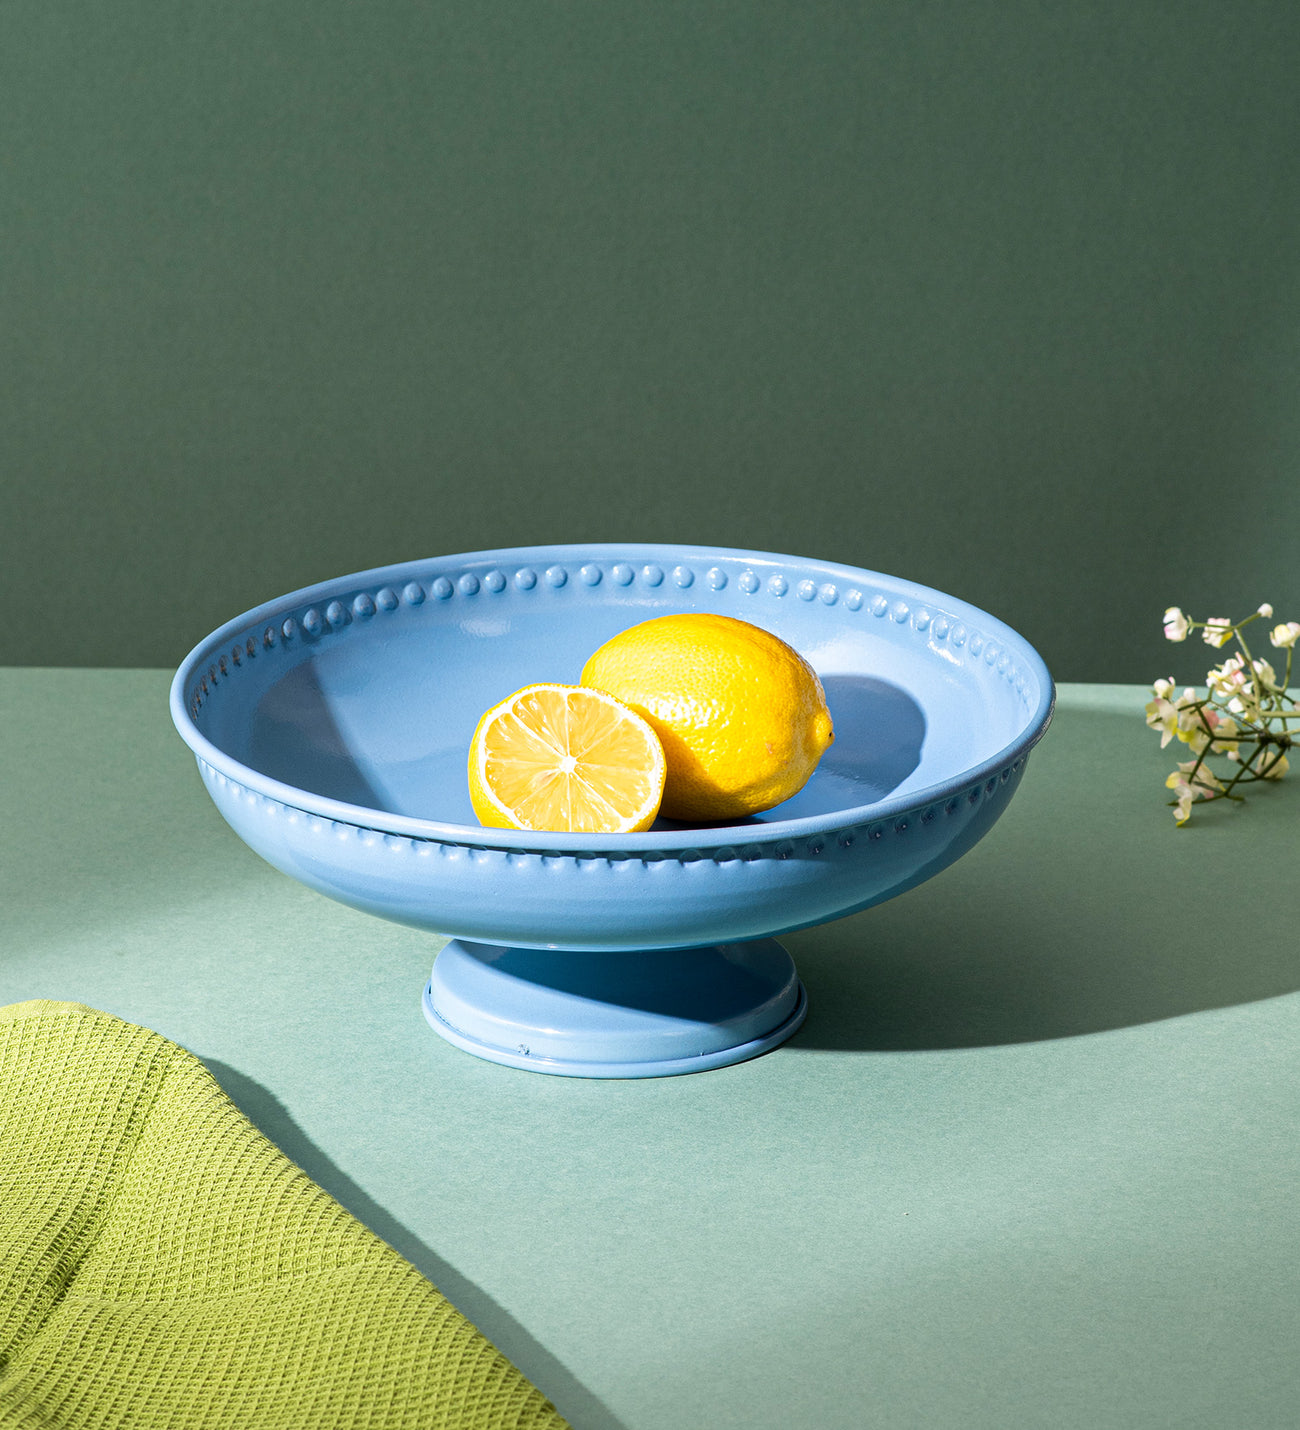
1183,706,1239,758
1165,760,1224,824
1207,656,1248,701
1202,617,1234,648
1192,760,1224,794
1211,658,1276,718
1145,685,1203,748
1144,694,1180,748
1172,690,1208,745
1210,712,1240,760
1166,761,1223,795
1266,751,1290,779
1185,726,1213,756
1149,603,1293,824
1163,607,1190,642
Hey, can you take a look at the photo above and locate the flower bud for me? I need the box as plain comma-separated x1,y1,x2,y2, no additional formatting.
1202,618,1233,648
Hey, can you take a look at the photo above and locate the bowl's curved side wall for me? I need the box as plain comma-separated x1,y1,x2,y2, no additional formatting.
197,749,1034,952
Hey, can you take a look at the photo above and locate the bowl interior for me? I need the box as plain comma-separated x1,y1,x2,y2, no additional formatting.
180,547,1051,840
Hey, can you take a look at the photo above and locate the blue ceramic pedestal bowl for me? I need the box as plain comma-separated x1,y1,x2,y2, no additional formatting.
171,544,1054,1077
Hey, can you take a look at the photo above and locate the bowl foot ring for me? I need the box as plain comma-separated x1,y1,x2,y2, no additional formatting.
422,937,807,1077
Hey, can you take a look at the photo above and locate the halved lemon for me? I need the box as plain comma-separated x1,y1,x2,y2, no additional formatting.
468,683,667,834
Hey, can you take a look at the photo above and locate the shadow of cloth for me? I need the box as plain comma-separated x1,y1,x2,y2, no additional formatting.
201,1058,628,1430
787,707,1300,1052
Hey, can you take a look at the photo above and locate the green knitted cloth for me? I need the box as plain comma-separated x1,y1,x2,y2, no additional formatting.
0,1001,570,1430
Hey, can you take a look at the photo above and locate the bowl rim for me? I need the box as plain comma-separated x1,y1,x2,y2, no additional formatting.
170,542,1055,853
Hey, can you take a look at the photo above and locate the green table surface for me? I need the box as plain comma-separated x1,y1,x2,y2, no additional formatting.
3,671,1299,1430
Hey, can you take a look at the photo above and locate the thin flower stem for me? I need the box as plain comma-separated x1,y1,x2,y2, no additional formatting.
1219,754,1258,795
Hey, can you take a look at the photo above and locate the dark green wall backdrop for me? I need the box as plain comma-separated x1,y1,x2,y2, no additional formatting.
3,2,1298,681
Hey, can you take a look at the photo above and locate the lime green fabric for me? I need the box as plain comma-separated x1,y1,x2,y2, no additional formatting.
0,1001,569,1430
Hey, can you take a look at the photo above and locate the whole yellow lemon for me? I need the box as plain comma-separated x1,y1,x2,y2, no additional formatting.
580,613,834,822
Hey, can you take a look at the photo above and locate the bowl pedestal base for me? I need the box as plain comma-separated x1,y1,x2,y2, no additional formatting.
422,937,807,1078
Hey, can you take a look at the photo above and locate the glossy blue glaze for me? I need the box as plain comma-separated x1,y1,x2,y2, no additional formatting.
423,938,807,1077
170,544,1054,1075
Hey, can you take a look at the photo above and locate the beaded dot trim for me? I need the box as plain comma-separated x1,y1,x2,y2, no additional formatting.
188,555,1036,721
185,553,1042,860
199,753,1028,867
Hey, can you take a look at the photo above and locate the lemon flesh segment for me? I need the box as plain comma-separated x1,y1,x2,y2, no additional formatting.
469,684,667,834
580,613,834,822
